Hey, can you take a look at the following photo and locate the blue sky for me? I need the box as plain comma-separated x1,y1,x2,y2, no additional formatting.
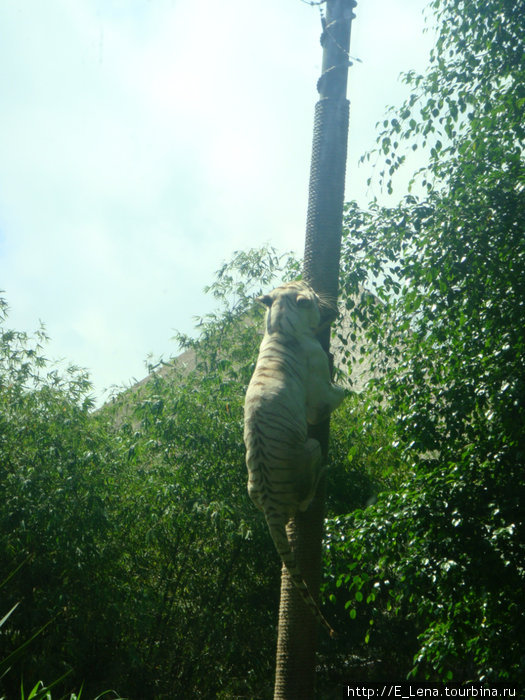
0,0,432,404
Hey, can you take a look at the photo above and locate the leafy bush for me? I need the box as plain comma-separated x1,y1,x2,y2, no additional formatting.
0,248,314,698
327,0,525,682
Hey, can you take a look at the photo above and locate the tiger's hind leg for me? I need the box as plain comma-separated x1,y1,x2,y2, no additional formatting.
296,438,326,512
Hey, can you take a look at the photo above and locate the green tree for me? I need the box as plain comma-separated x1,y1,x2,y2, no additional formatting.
0,300,129,696
0,247,310,699
330,0,525,682
0,245,395,697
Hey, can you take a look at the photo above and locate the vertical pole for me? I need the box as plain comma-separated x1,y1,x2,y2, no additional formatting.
274,2,356,698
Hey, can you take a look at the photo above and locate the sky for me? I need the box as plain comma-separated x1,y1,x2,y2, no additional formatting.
0,0,433,405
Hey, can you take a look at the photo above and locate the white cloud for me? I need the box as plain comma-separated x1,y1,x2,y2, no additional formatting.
0,0,432,404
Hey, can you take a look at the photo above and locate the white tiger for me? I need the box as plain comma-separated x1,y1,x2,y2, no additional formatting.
243,280,346,636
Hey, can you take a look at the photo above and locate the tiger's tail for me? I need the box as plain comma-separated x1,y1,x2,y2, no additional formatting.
267,517,336,637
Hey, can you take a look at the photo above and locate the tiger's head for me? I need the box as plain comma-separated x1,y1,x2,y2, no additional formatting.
257,281,322,336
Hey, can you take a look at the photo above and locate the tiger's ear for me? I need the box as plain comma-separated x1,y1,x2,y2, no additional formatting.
296,294,312,308
256,294,273,307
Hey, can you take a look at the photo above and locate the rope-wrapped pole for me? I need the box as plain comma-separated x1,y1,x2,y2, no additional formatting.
274,1,356,697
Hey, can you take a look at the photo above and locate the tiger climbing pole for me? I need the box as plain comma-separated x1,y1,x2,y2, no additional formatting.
274,1,357,698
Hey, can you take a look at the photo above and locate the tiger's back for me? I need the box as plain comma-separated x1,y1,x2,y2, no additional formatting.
244,331,311,514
